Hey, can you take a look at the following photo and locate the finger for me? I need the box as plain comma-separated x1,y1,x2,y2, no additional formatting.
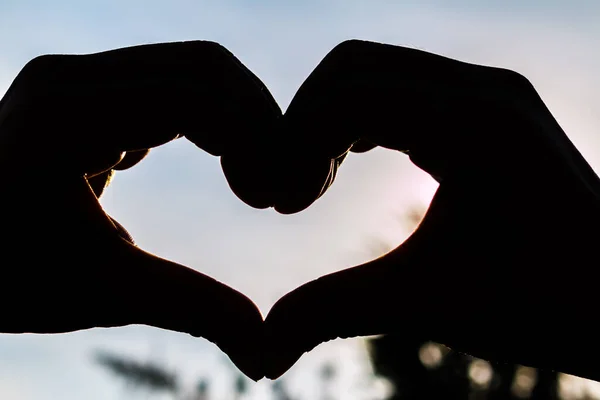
219,113,346,213
275,39,541,210
2,174,266,380
6,225,265,380
227,132,350,215
8,239,265,380
221,150,335,214
263,239,432,379
1,41,280,174
106,241,266,381
271,151,347,214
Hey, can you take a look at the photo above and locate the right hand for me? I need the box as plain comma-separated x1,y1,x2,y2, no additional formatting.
260,40,600,381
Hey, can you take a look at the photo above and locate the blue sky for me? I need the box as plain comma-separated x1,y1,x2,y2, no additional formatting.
1,1,599,399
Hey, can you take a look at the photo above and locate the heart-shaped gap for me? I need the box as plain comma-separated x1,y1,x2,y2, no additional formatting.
99,139,438,315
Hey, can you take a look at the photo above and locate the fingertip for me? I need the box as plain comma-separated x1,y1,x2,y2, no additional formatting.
263,287,329,379
263,320,305,380
113,244,267,379
221,147,334,213
263,345,306,380
220,298,266,382
271,156,334,215
272,199,314,215
220,153,275,210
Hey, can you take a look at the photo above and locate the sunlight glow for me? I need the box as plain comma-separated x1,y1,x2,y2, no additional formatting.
369,377,395,400
418,342,444,369
511,366,537,398
468,359,493,389
559,374,600,400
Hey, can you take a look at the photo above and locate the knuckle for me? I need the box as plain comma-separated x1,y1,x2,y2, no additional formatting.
181,39,224,54
324,39,368,65
498,68,535,92
330,39,366,56
8,54,68,107
179,40,232,63
19,54,63,83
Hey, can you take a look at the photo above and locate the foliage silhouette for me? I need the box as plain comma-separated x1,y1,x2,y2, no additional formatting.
94,350,179,395
92,349,303,400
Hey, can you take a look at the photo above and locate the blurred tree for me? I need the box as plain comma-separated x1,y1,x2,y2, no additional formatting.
272,380,294,400
93,350,313,400
194,378,209,400
234,373,249,400
93,350,194,400
319,362,336,400
94,350,178,397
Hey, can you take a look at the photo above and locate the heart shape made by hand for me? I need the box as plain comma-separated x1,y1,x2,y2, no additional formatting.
1,39,600,384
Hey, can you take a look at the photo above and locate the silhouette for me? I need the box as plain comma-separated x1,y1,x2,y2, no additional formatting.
363,207,569,399
261,40,600,382
0,41,275,381
1,39,599,388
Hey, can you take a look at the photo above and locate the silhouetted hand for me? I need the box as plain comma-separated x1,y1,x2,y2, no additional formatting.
0,41,282,381
263,40,600,381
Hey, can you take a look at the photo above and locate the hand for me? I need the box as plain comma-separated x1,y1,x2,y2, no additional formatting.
0,41,282,381
261,40,600,381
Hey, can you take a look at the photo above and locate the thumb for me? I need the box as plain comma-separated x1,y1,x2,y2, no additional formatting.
263,240,431,379
1,167,266,380
102,241,266,381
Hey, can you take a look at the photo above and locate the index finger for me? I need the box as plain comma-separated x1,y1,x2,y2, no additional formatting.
0,41,281,173
284,39,536,157
267,39,571,214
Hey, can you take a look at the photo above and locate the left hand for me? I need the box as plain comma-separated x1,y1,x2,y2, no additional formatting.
0,41,282,381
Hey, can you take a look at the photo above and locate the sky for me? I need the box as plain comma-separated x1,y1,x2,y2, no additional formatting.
0,1,599,399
